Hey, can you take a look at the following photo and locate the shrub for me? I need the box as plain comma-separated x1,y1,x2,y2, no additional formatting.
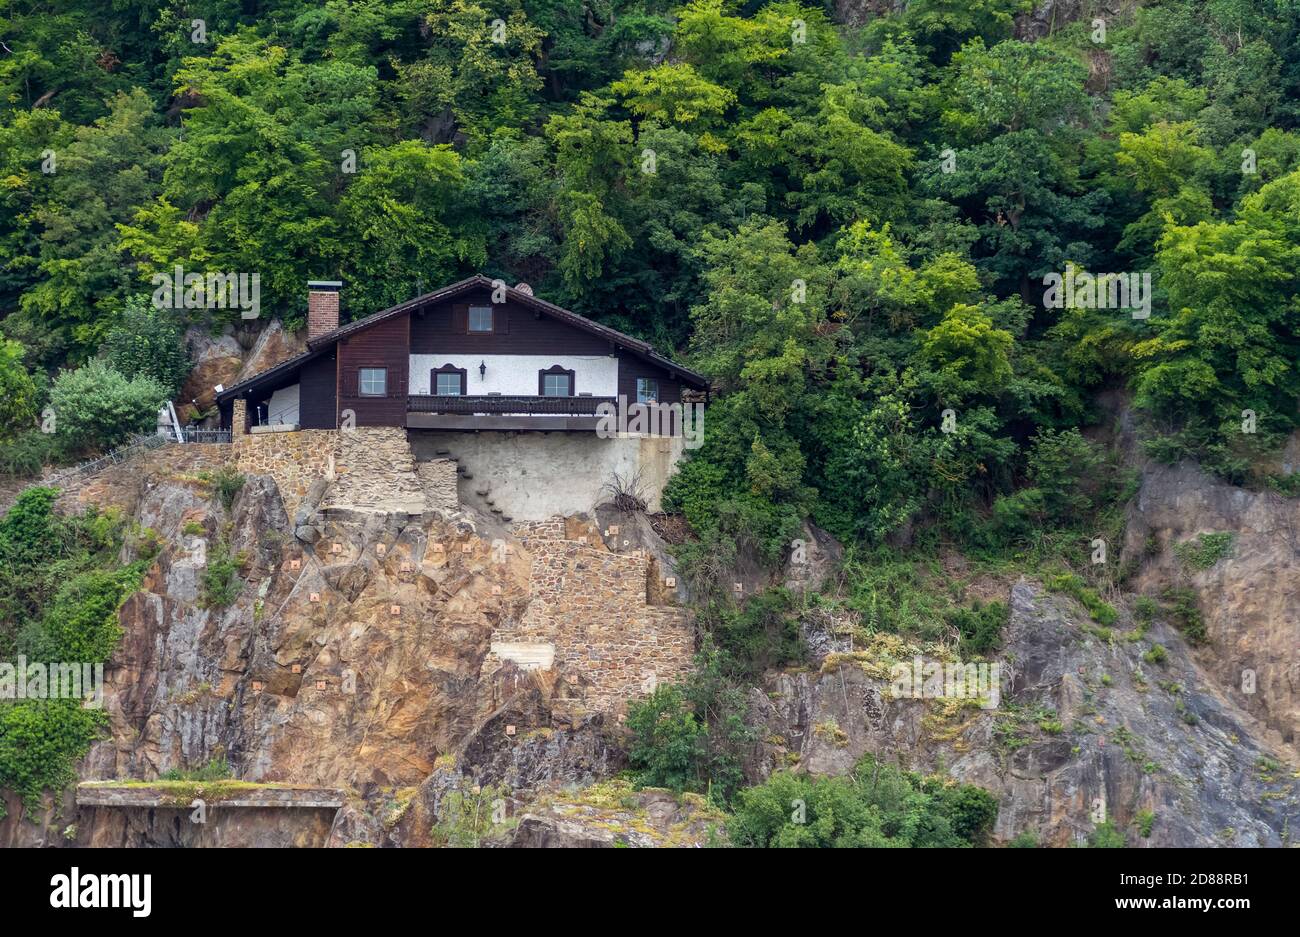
1174,532,1234,570
625,642,756,804
200,540,243,609
727,754,997,848
211,466,246,511
948,599,1008,656
430,780,516,847
702,588,803,680
1086,820,1127,848
0,701,107,819
625,684,705,794
0,430,58,478
1161,587,1207,644
1136,809,1155,838
1045,572,1118,625
0,497,143,817
47,359,166,455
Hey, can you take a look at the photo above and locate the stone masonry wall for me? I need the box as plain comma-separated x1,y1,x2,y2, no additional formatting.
485,517,694,712
233,429,338,517
323,427,426,514
416,459,459,515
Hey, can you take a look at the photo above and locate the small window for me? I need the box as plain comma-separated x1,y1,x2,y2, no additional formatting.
436,371,462,396
541,372,572,397
636,378,659,404
468,306,494,333
359,368,387,396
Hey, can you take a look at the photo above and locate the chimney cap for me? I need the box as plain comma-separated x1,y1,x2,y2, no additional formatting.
308,280,343,291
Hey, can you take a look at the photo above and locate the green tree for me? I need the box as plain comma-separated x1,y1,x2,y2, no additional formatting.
0,339,40,440
47,360,166,455
101,298,191,395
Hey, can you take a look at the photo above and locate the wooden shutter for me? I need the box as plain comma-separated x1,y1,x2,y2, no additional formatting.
495,305,509,334
452,304,468,334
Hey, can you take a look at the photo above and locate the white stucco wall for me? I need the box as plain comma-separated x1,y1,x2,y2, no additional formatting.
266,383,300,426
409,431,686,519
408,354,618,397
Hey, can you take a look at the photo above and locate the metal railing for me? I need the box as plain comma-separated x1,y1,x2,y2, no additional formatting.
182,427,233,444
45,433,170,487
408,394,616,416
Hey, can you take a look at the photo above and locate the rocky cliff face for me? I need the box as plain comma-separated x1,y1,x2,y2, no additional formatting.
3,442,689,846
8,422,1299,848
1122,460,1299,753
750,580,1299,847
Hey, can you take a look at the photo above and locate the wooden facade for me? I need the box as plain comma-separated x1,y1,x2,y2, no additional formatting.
337,313,410,427
217,276,707,433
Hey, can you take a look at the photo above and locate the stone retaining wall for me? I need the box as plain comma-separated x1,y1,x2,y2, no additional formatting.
486,516,694,712
417,459,459,515
233,429,338,516
322,427,426,514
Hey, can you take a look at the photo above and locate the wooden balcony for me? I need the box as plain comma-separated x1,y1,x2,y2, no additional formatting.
406,394,616,431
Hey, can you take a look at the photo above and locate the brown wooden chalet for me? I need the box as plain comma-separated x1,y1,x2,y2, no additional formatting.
216,277,709,433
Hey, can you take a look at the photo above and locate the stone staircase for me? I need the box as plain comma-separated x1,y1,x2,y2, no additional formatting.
427,446,512,522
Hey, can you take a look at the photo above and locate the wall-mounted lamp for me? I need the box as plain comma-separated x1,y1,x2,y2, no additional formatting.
478,360,487,381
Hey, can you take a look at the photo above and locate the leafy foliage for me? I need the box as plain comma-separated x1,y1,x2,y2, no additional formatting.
727,754,998,847
47,359,166,456
0,489,143,817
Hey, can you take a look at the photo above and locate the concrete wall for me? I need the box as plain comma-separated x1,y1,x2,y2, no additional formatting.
409,431,686,519
408,353,618,397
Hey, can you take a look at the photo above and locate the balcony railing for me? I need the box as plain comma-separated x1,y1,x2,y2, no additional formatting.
408,394,616,416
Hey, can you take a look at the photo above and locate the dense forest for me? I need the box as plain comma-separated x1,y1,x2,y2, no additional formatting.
1,0,1298,832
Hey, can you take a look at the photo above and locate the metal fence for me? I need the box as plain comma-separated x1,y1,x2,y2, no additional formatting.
45,433,170,487
181,427,233,444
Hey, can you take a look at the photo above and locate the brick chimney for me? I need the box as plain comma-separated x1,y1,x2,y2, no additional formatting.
307,281,342,340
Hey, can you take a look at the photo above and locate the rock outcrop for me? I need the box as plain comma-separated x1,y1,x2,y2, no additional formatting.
1122,460,1300,752
750,580,1299,847
12,440,694,846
